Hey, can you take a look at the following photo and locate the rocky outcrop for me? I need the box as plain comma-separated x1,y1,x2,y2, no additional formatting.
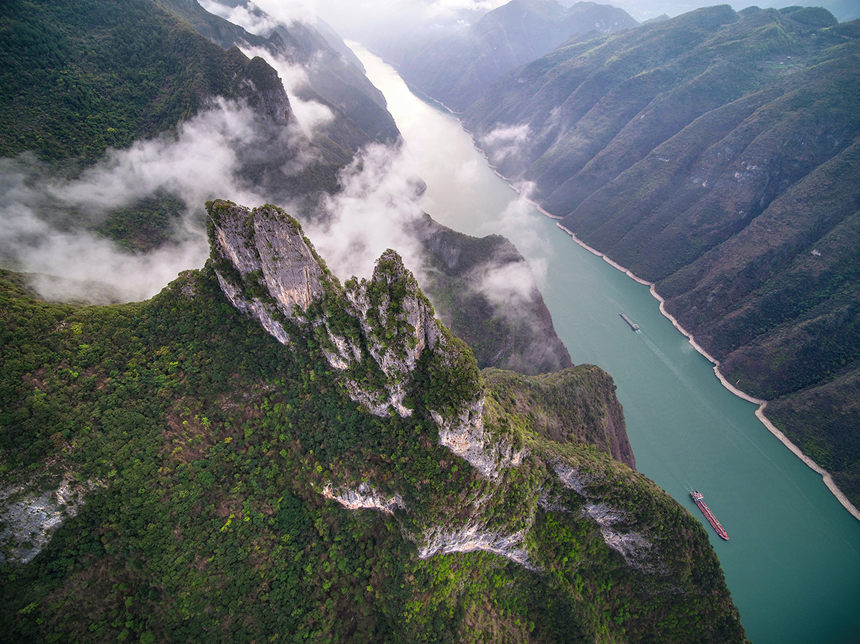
341,250,442,418
209,202,325,324
432,398,526,479
210,199,653,578
418,523,534,570
322,482,404,515
0,480,83,564
554,463,655,570
583,503,653,569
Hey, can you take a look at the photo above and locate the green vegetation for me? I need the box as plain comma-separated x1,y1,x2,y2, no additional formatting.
482,366,634,467
0,0,284,165
417,215,572,375
0,212,744,640
461,6,860,506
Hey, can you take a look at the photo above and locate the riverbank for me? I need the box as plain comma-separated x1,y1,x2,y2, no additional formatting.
480,148,860,522
482,157,860,522
550,223,860,523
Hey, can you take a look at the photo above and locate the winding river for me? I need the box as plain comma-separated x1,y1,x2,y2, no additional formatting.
351,45,860,643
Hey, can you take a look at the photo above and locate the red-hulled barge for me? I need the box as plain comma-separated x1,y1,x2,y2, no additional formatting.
690,491,729,540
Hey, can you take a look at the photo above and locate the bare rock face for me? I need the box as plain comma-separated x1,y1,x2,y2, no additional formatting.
432,398,526,479
209,201,326,326
583,503,653,569
347,250,441,377
206,200,481,429
553,462,657,571
322,482,404,515
341,250,443,418
0,480,85,564
419,522,534,570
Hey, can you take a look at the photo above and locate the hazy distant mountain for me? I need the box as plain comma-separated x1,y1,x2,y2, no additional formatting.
608,0,860,23
463,6,860,503
389,0,637,112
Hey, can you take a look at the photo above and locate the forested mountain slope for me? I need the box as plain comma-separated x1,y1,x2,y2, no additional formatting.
155,0,400,145
462,6,860,505
0,0,287,165
0,201,744,641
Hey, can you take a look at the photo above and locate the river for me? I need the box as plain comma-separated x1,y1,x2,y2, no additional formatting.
350,45,860,643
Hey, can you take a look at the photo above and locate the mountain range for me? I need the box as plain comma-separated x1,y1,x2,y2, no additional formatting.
453,4,860,506
381,0,637,112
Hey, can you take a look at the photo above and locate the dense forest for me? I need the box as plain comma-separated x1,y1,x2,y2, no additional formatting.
0,205,744,640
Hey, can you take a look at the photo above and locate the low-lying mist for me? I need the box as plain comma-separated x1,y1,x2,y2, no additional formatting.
0,100,269,303
0,0,551,322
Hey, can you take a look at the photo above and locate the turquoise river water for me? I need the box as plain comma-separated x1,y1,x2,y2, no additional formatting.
352,45,860,642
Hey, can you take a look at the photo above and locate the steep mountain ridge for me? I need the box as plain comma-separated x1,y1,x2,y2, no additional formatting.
461,5,860,505
0,199,744,640
0,0,574,380
155,0,400,145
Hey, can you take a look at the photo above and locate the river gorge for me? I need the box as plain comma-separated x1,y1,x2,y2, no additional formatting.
351,44,860,644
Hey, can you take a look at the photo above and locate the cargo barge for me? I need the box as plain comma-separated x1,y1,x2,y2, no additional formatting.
690,490,729,540
619,312,640,331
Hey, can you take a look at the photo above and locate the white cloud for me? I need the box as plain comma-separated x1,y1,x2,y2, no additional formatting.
0,100,276,303
249,0,318,26
480,124,531,166
199,0,317,32
490,190,549,286
305,142,427,282
0,171,209,304
239,45,334,137
470,257,539,308
48,99,263,213
198,0,280,35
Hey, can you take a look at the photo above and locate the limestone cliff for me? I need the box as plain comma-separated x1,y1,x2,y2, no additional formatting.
207,199,485,430
205,199,664,577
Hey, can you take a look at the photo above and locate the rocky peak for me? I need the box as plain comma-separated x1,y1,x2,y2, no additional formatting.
241,55,293,126
345,249,440,377
206,200,523,481
208,200,327,332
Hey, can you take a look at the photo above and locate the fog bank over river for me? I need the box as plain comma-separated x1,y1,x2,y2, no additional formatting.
348,44,860,644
